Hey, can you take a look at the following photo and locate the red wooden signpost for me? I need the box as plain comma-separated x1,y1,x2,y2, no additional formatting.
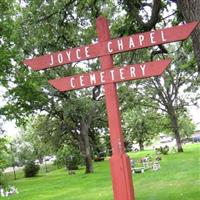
24,16,198,200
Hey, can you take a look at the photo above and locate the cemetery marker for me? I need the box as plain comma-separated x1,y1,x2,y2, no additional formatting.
24,16,198,200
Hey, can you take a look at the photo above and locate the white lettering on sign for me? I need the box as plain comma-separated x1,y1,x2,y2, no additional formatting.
150,32,156,44
119,68,125,80
59,60,171,91
90,73,96,85
139,34,144,46
129,37,135,48
48,29,169,67
58,53,63,64
66,51,71,61
117,39,124,51
110,70,115,81
76,49,81,60
130,67,136,77
66,64,151,90
50,55,54,66
70,77,75,88
85,46,90,58
140,65,146,76
100,71,105,83
107,41,113,53
161,31,167,42
80,75,84,86
105,31,169,53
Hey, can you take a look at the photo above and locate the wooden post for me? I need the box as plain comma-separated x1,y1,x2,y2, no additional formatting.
96,16,135,200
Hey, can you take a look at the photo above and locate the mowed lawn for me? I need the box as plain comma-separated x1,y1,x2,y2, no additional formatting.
2,144,200,200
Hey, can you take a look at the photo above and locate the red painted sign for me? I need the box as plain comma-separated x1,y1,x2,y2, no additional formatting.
23,15,198,200
48,59,171,92
24,22,198,71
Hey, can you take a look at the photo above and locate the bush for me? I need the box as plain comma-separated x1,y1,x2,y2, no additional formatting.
156,145,169,155
24,161,40,177
66,155,79,170
55,145,83,171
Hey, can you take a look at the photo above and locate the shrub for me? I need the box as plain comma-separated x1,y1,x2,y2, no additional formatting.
55,145,83,170
66,155,79,170
156,145,169,155
24,161,40,177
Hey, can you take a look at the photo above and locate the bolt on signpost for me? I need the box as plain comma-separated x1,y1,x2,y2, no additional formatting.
24,16,198,200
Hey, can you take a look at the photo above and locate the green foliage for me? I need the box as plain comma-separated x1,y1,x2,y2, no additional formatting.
55,145,83,170
0,173,9,190
24,161,40,178
156,145,170,155
160,113,196,139
178,114,195,139
122,104,162,149
9,137,36,166
0,137,9,171
22,118,52,163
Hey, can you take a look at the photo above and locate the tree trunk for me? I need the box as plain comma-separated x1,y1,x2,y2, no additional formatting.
177,0,200,72
80,117,94,174
44,160,48,173
138,139,144,151
168,105,183,152
12,165,16,180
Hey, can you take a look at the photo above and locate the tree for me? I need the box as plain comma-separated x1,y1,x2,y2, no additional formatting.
0,135,9,188
0,137,8,172
176,0,200,72
9,142,17,180
114,1,199,152
55,144,83,170
0,0,20,87
121,44,198,152
0,0,114,174
122,96,162,151
178,114,195,139
119,87,163,150
24,161,40,177
27,94,106,174
22,119,52,164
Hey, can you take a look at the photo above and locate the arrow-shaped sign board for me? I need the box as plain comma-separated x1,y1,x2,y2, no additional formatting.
23,22,198,71
48,59,172,92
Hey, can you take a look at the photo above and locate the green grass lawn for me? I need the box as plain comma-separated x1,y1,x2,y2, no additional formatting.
1,143,200,200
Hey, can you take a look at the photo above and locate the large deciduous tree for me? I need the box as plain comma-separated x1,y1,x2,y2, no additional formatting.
176,0,200,72
1,0,113,173
115,1,199,152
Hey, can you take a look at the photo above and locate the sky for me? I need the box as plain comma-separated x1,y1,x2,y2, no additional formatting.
188,105,200,129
